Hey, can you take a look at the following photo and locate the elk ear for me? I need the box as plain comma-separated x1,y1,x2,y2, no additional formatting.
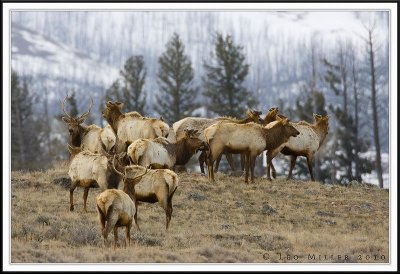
106,101,113,107
159,116,164,122
115,102,124,109
313,113,322,119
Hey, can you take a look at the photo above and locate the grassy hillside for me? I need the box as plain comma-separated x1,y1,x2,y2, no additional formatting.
10,162,389,263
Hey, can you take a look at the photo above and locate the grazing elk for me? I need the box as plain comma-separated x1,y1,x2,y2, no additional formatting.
61,97,116,154
173,109,263,173
96,168,147,249
67,145,127,212
102,101,170,153
112,163,179,230
205,118,300,183
126,129,206,170
269,113,330,181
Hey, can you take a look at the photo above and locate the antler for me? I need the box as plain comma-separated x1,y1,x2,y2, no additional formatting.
61,96,72,119
112,155,126,180
130,167,148,181
79,98,93,120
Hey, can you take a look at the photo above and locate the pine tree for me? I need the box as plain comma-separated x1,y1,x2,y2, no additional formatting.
105,55,147,114
11,71,45,170
120,55,147,114
287,41,330,182
105,80,121,102
155,33,199,123
66,91,79,117
203,33,258,117
323,45,373,184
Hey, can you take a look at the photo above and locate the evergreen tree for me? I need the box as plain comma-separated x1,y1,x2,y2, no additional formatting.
11,71,45,170
105,80,121,102
65,90,79,117
323,51,373,183
203,33,258,117
105,55,147,114
120,56,147,114
288,41,330,182
155,33,199,123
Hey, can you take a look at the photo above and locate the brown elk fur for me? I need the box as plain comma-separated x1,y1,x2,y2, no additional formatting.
172,109,263,173
102,101,169,153
270,113,329,181
61,97,115,154
205,118,300,183
67,145,125,212
113,165,179,230
127,129,205,170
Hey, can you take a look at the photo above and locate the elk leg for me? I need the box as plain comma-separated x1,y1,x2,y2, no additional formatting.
113,226,118,250
267,148,281,181
250,155,256,183
214,153,223,172
270,162,277,179
69,180,78,211
240,153,245,171
306,155,315,181
287,155,297,180
244,153,250,184
225,153,236,171
266,151,273,181
83,187,89,213
125,222,131,248
159,195,171,230
207,154,215,182
134,201,140,231
198,151,206,174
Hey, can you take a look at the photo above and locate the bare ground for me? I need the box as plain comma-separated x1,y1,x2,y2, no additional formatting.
10,161,389,263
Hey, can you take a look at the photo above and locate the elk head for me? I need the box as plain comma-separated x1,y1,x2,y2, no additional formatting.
61,96,93,146
246,109,263,123
313,113,330,135
184,129,206,152
281,118,300,138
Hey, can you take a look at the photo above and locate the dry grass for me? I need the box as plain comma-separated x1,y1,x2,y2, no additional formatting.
10,162,389,263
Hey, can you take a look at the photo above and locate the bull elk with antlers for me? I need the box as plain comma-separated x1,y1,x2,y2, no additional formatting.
61,96,116,154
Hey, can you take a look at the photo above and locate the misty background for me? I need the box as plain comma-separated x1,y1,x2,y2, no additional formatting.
10,10,390,187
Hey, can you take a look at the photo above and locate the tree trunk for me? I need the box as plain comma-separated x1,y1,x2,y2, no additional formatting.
15,95,26,168
368,30,384,188
351,54,360,181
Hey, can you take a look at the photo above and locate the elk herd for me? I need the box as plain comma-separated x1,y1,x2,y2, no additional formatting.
61,96,329,249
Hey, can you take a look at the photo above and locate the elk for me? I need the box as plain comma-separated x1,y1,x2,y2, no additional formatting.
126,129,206,170
100,125,117,153
61,97,116,154
205,118,300,183
102,101,170,153
96,168,147,249
172,109,263,173
269,113,330,181
67,144,127,212
112,163,179,230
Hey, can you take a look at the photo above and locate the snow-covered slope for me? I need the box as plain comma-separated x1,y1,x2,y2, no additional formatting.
11,23,119,100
